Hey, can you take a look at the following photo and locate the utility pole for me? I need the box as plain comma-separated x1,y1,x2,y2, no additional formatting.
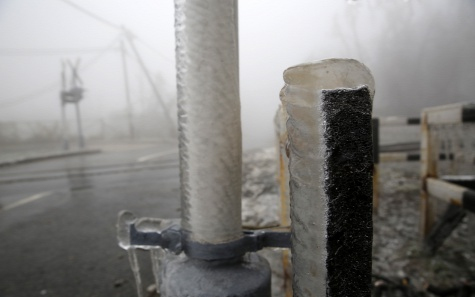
120,39,135,140
74,99,85,148
122,27,176,136
68,59,85,149
60,60,70,151
60,58,86,150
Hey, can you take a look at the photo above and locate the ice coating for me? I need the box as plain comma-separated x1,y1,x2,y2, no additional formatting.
117,213,179,296
118,211,145,297
174,0,242,244
128,249,144,297
275,104,291,226
117,210,137,250
281,59,374,297
150,248,164,295
135,218,164,232
283,58,375,107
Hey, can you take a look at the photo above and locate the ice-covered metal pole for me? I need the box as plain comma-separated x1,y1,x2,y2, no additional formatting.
281,59,375,297
175,0,242,245
157,1,271,296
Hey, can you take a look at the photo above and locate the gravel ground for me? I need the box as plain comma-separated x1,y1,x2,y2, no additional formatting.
241,148,475,297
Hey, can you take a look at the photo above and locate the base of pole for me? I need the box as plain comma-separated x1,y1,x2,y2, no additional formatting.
160,252,271,297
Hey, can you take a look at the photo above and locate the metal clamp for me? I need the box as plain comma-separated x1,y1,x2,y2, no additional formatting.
130,223,182,254
182,229,291,260
122,213,290,260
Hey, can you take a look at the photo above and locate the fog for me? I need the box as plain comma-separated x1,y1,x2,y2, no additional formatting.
0,0,474,149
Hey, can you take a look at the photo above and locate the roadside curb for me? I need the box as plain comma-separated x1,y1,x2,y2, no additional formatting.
0,148,102,168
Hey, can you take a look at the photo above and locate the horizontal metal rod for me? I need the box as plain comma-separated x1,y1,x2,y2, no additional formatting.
423,102,475,124
427,177,475,212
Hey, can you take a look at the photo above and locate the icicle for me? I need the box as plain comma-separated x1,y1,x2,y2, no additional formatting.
117,211,145,297
127,249,144,297
117,210,136,250
150,248,163,294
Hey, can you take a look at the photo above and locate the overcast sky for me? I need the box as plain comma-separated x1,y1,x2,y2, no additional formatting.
1,0,474,148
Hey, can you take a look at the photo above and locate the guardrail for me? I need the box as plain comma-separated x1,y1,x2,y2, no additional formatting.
419,102,475,252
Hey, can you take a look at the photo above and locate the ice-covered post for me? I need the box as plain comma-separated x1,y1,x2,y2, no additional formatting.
281,59,375,297
175,0,242,246
159,0,271,296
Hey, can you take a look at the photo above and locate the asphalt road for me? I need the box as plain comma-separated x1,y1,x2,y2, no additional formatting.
0,142,181,297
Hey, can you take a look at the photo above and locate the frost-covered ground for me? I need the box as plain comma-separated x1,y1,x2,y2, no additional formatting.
241,147,286,297
373,162,475,291
241,148,475,297
242,148,281,229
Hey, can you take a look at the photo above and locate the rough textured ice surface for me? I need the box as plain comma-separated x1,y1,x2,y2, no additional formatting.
274,105,293,297
321,87,373,297
282,59,375,106
281,59,374,297
275,104,291,226
174,0,242,244
283,91,327,297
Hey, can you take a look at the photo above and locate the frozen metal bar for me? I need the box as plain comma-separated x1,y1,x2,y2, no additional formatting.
424,102,475,124
427,177,464,205
427,177,475,212
378,116,420,126
175,0,242,245
441,175,475,190
281,59,374,297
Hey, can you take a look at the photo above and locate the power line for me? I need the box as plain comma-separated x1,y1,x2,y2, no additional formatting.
1,0,173,109
59,0,121,31
0,83,59,108
81,35,122,68
135,37,174,64
0,47,119,56
122,30,176,131
0,36,121,109
58,0,172,63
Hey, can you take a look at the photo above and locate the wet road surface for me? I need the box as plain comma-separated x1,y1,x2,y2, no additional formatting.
0,142,181,297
